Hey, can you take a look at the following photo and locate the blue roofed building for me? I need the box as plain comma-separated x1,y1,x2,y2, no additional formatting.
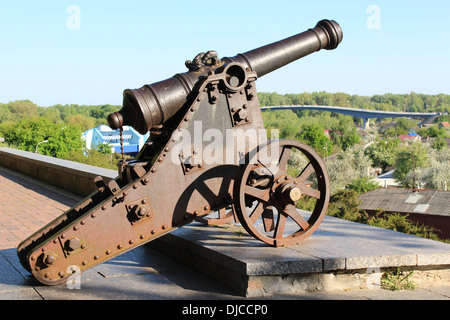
82,125,150,157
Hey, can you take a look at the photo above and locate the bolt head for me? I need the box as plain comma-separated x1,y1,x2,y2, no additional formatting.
66,237,81,251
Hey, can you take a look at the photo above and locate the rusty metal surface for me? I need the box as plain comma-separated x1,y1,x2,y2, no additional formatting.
18,19,342,285
233,140,330,247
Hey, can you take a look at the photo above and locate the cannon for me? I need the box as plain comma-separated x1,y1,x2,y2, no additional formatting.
18,19,343,285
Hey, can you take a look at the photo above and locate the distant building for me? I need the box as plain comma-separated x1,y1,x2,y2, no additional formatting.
438,122,450,130
82,125,150,157
358,188,450,239
398,134,421,143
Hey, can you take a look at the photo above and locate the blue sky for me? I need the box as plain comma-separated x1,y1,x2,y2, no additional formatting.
0,0,449,106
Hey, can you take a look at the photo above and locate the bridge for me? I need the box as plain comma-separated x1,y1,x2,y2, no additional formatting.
261,105,439,129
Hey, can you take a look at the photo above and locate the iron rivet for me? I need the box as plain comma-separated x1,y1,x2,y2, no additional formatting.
106,250,111,255
73,225,79,231
118,244,123,249
58,271,64,277
81,244,86,249
164,147,169,152
82,261,87,266
144,178,149,183
94,255,99,260
285,176,289,180
42,247,47,252
243,104,247,109
31,256,35,261
133,184,138,189
44,273,49,278
162,225,167,230
151,230,156,234
61,234,66,239
91,213,96,218
231,108,236,112
194,210,199,215
35,267,40,271
129,240,134,245
81,220,86,225
184,117,189,122
53,239,58,244
102,205,107,210
158,157,163,162
140,235,144,239
141,199,147,204
204,206,209,211
151,168,156,173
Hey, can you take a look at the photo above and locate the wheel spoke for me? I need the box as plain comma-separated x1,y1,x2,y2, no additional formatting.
296,182,321,199
274,211,287,239
250,201,264,224
284,204,309,230
262,206,275,232
278,146,292,171
244,185,270,202
297,162,315,183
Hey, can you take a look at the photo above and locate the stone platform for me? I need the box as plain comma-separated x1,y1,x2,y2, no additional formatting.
148,215,450,297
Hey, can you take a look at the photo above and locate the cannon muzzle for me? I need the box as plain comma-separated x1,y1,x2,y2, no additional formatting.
108,19,343,134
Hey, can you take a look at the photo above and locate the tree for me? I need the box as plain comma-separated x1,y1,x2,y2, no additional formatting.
346,177,379,194
326,145,373,193
327,189,368,223
7,100,38,119
365,138,401,171
298,123,331,157
68,114,96,131
406,147,449,190
2,117,83,158
394,142,429,188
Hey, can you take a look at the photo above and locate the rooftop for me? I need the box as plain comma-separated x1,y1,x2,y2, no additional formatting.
358,188,450,216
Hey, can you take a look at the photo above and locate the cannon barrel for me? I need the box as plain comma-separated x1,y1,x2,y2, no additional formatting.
107,19,343,134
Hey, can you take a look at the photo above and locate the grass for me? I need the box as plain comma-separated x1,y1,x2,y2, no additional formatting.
380,268,416,291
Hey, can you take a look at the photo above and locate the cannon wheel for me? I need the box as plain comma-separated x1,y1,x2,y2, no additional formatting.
233,140,330,247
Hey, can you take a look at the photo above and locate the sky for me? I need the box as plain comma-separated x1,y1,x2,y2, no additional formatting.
0,0,449,107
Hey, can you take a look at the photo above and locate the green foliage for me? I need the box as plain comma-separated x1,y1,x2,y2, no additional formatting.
381,268,416,291
394,142,430,187
63,148,122,170
326,145,373,193
365,139,401,171
368,212,440,241
258,91,450,113
327,189,369,223
406,147,450,190
1,117,83,158
298,123,331,157
345,177,379,194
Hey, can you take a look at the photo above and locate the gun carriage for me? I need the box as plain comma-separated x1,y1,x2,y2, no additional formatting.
18,20,343,285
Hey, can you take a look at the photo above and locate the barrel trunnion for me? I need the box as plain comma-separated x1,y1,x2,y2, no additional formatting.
17,20,342,285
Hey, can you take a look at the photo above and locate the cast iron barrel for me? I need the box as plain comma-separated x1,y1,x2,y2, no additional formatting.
107,19,343,134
